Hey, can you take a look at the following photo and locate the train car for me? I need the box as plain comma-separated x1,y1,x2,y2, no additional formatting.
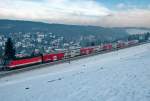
64,50,70,59
80,47,94,55
124,41,129,47
128,40,139,46
6,56,42,69
70,49,80,57
64,48,80,58
112,43,117,49
93,45,104,52
43,52,64,62
93,46,99,52
102,44,112,50
117,42,126,48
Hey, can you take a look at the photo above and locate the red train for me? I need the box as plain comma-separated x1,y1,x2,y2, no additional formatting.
43,52,64,62
102,44,112,50
7,56,42,69
80,47,94,55
2,40,139,70
4,52,65,69
117,42,126,48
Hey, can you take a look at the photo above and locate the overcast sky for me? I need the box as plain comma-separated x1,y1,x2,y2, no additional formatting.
0,0,150,27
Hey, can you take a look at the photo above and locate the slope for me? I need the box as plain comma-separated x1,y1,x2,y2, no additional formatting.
0,43,150,101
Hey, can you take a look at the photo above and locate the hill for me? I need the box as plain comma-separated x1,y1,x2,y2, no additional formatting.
0,42,150,101
0,19,129,42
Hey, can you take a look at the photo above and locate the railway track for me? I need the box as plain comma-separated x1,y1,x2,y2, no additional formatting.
0,41,149,78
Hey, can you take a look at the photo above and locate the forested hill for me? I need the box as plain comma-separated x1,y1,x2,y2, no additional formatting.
0,19,129,42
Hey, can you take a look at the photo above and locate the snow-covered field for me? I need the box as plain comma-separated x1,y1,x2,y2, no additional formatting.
0,43,150,101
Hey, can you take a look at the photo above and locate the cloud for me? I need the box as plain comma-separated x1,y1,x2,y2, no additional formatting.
0,0,110,24
0,0,150,28
98,9,150,28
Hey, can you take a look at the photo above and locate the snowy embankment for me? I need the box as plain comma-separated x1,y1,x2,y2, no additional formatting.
0,43,150,101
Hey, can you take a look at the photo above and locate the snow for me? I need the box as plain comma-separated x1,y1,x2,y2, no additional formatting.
0,43,150,101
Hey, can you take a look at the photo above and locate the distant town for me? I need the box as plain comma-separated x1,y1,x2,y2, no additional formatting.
0,32,82,57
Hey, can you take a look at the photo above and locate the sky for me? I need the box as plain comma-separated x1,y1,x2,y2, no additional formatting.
0,0,150,28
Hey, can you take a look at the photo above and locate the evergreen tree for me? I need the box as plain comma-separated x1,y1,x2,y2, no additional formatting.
4,38,15,59
91,42,95,46
145,32,150,40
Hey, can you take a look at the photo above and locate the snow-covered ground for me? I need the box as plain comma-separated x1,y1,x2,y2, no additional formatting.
0,43,150,101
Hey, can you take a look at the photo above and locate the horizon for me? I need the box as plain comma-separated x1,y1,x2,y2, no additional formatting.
1,19,150,29
0,0,150,28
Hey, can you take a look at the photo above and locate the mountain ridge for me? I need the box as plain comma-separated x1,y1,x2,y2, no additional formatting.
0,19,129,42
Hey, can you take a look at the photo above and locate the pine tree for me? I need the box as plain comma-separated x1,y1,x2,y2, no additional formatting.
4,38,15,59
145,32,150,40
